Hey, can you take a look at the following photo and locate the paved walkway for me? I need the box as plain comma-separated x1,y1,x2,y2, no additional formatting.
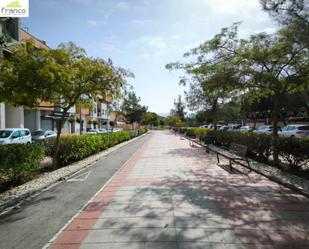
47,131,309,249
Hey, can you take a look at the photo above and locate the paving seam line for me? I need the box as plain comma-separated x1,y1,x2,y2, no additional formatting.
0,132,150,213
183,134,309,198
42,133,150,249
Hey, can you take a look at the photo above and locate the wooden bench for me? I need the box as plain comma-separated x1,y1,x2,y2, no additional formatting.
216,143,250,171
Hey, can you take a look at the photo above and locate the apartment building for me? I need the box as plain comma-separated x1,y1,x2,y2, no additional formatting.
0,18,21,130
1,21,112,133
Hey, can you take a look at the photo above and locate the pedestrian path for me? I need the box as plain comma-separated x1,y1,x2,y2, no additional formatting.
47,131,309,249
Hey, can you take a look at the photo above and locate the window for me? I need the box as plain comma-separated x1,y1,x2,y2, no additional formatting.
19,130,26,137
0,130,13,138
287,126,296,131
12,131,20,138
299,126,309,131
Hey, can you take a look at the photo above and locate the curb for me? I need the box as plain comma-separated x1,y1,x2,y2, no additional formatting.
186,135,309,198
0,132,150,214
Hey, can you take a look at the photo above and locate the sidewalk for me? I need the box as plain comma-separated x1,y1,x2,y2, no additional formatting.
46,131,309,249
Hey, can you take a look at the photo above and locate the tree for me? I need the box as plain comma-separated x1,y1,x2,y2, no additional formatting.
141,112,160,127
0,41,129,167
170,95,186,122
166,115,182,127
204,24,309,163
261,0,309,48
166,26,240,130
122,91,147,128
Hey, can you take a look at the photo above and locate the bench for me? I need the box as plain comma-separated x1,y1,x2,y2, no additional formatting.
215,143,250,171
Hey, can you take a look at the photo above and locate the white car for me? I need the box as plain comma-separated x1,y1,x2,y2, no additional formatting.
98,128,107,134
254,125,273,133
239,126,253,132
86,128,99,134
0,128,32,145
279,124,309,138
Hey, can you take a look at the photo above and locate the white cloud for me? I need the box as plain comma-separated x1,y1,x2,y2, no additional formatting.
148,37,167,49
138,53,151,59
128,36,167,50
115,1,129,10
86,20,99,27
254,27,278,34
202,0,260,17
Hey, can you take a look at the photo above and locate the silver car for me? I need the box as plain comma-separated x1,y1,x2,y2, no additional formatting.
32,130,56,142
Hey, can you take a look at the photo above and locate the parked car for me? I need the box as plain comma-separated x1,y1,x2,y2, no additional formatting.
219,125,230,131
279,124,309,138
254,125,274,133
239,126,253,132
32,130,56,142
86,128,99,134
98,128,107,134
0,128,32,145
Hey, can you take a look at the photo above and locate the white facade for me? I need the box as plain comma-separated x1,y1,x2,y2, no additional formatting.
5,106,24,128
0,103,5,129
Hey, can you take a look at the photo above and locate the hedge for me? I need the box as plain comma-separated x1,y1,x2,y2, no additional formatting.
178,127,309,171
45,129,148,167
0,143,45,184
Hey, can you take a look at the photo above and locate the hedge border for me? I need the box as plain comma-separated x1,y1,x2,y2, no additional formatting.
0,130,150,212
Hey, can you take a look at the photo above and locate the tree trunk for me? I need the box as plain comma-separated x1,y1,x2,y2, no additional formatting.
212,99,218,131
79,111,82,135
272,94,280,166
253,113,257,129
52,118,64,169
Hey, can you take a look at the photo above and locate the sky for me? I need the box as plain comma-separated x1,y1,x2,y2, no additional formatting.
22,0,277,114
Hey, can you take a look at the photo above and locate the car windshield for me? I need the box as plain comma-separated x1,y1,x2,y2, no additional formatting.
0,130,13,138
32,131,45,136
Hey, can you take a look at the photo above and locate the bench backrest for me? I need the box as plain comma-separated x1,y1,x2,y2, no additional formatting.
230,143,248,157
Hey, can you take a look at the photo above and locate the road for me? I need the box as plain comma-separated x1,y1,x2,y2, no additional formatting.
0,134,149,249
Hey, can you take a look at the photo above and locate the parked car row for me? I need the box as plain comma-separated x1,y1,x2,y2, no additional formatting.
0,127,125,145
199,123,309,138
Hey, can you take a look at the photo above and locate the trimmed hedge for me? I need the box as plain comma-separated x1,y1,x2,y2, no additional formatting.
46,129,148,167
277,136,309,170
180,127,309,171
0,144,45,183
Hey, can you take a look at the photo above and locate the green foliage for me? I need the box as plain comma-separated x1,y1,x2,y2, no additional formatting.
0,144,45,184
45,130,146,167
170,95,186,122
122,91,147,125
167,116,182,127
181,127,308,170
186,128,211,141
207,131,308,170
277,136,309,170
141,112,160,126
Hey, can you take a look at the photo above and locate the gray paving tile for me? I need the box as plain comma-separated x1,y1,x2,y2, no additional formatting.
80,242,145,249
176,228,242,243
84,228,148,243
93,217,149,229
178,242,214,249
145,242,178,249
100,207,174,218
147,216,175,228
175,216,231,229
146,228,177,242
